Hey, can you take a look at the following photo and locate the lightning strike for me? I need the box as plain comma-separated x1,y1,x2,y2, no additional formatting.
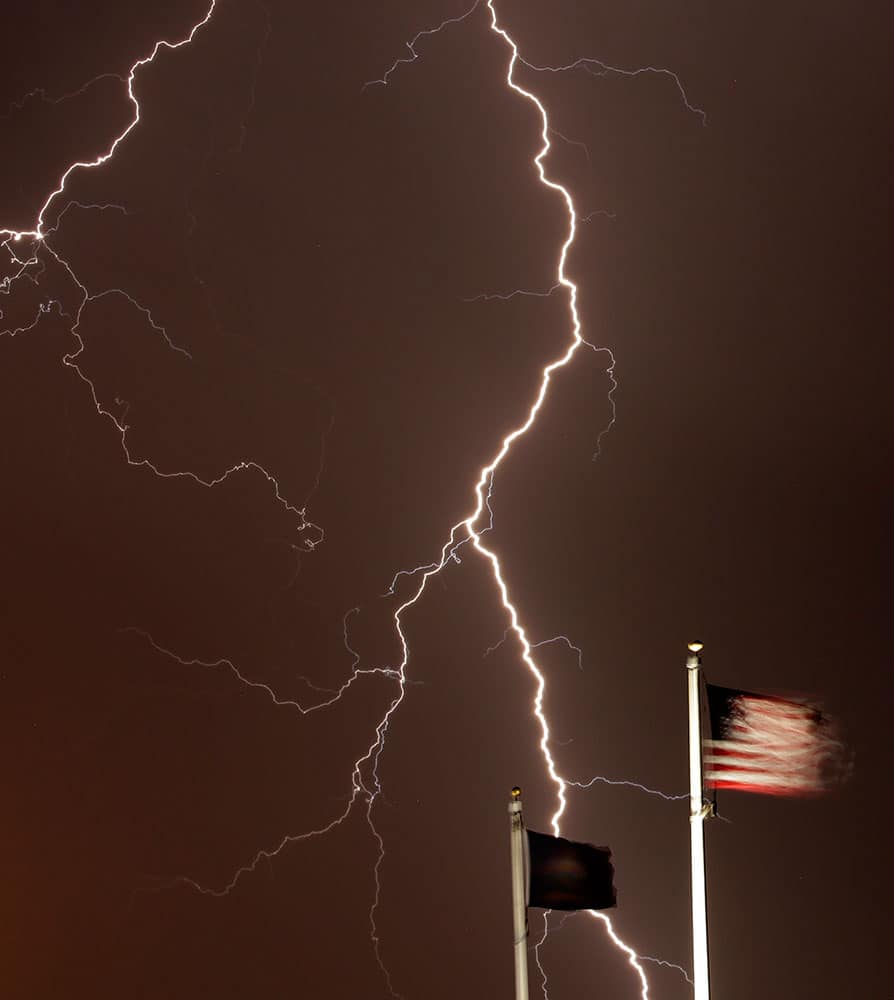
43,200,131,236
591,343,618,459
581,209,618,223
641,955,695,985
1,0,322,548
4,1,701,994
135,603,407,902
357,2,705,994
1,2,219,243
462,284,561,303
351,1,713,993
568,775,688,803
0,74,125,121
549,126,593,166
532,910,693,995
519,53,707,126
362,0,482,90
125,624,402,716
485,631,585,670
458,275,617,457
533,917,555,1000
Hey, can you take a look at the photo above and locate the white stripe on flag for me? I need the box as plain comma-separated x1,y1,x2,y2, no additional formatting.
703,693,832,794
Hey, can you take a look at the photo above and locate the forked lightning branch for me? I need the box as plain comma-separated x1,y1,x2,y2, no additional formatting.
0,3,705,997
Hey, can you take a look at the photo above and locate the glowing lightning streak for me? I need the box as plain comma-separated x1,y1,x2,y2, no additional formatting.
462,284,561,303
362,0,482,90
472,10,656,989
132,605,399,901
1,0,322,548
367,3,655,995
470,0,587,826
124,623,403,715
3,5,688,994
1,2,218,243
569,775,688,803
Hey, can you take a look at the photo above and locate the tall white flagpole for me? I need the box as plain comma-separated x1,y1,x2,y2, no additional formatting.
686,642,711,1000
509,786,530,1000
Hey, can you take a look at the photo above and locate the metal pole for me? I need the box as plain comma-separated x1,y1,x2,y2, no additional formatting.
509,787,530,1000
687,642,711,1000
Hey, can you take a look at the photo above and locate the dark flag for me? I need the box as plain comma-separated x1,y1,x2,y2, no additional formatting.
703,683,845,796
526,830,616,911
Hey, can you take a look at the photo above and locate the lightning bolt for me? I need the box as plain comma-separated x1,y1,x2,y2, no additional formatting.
518,52,707,126
2,4,218,244
549,126,594,167
1,0,321,548
532,915,693,997
462,283,561,303
356,2,704,995
355,1,714,994
132,1,690,994
3,2,701,995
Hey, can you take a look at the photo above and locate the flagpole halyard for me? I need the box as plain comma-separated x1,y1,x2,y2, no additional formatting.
509,786,530,1000
687,642,711,1000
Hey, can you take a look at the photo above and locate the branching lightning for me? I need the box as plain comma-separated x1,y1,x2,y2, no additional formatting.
549,126,593,167
362,0,483,90
3,1,704,996
357,2,706,994
358,2,696,995
568,774,688,803
462,283,561,303
2,4,218,244
518,53,707,126
1,0,321,549
124,620,406,716
485,630,585,669
532,914,694,996
582,208,618,223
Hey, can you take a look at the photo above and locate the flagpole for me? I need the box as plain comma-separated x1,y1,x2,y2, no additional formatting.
509,787,530,1000
687,642,711,1000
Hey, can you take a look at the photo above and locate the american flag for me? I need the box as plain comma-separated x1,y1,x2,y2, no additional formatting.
703,684,843,796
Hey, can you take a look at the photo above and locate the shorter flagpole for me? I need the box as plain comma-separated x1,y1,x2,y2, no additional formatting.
509,787,530,1000
687,642,711,1000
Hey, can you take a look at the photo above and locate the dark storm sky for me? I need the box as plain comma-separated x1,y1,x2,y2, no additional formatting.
1,2,890,998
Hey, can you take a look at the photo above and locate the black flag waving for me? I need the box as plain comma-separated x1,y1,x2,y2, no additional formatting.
526,830,617,911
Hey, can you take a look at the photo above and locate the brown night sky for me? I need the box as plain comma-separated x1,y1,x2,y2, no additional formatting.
1,2,890,998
